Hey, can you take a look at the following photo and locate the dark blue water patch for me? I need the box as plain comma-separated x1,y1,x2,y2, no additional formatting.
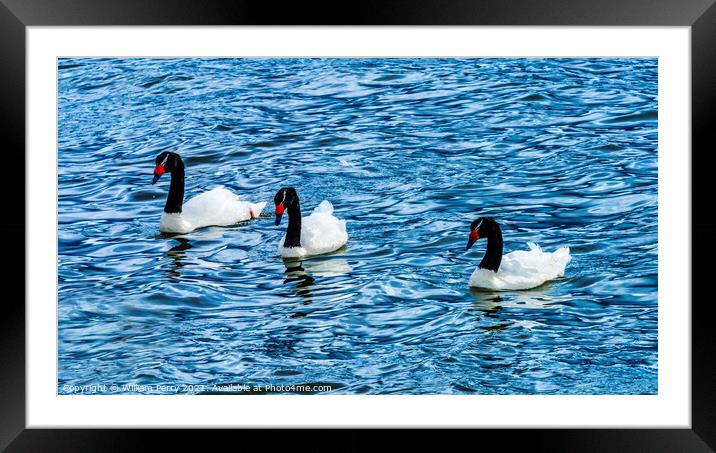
58,62,85,71
57,57,657,395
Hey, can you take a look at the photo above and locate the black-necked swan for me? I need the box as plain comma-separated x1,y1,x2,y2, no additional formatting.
273,187,348,258
465,217,571,290
151,151,266,234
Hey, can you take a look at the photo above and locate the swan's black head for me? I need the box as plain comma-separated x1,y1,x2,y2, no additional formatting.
274,187,299,226
152,151,183,184
466,217,499,250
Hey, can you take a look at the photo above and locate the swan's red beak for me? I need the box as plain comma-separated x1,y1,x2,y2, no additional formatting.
466,229,479,250
151,164,165,185
274,203,285,226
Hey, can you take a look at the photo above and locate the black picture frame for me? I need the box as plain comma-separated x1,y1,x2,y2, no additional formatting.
2,0,714,450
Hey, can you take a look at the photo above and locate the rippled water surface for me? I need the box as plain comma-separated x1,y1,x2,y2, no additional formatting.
58,58,658,394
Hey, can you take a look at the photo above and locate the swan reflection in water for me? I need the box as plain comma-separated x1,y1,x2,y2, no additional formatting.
468,284,566,333
282,260,316,303
280,258,352,311
469,282,561,310
165,237,193,280
162,228,233,279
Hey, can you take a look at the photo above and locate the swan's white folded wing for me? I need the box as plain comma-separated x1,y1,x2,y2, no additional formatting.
311,200,334,215
182,187,254,227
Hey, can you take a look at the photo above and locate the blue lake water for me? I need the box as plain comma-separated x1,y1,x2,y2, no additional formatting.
58,58,658,395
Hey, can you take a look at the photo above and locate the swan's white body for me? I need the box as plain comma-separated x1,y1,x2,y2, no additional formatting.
278,200,348,258
469,242,571,290
160,187,266,234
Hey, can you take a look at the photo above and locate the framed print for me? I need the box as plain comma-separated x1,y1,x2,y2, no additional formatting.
3,0,715,450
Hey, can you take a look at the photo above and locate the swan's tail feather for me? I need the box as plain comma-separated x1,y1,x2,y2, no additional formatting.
312,200,334,215
554,246,571,260
527,242,542,252
249,201,267,219
553,246,572,275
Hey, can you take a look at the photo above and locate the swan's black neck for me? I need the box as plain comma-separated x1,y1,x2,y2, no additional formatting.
283,200,302,248
164,160,185,214
479,226,503,272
